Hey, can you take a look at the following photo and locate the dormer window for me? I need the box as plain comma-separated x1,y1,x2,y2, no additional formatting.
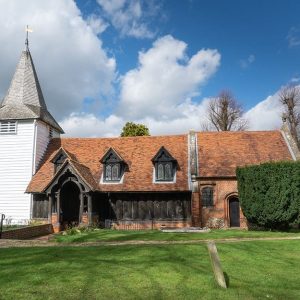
100,148,126,182
152,147,177,182
51,150,67,173
0,121,17,134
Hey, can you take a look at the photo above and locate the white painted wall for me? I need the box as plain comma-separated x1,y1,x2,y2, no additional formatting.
0,119,59,224
0,120,35,223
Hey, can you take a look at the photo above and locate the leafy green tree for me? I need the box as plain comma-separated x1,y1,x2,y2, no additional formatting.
120,122,150,137
237,161,300,230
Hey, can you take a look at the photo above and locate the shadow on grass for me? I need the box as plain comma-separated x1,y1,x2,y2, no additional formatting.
223,272,230,288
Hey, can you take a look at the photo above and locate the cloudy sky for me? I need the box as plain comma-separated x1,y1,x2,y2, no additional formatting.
0,0,299,137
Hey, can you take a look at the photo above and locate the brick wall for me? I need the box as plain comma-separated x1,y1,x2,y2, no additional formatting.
198,178,247,229
1,224,53,239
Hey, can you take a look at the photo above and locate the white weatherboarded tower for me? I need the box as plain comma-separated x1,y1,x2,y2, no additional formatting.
0,45,63,224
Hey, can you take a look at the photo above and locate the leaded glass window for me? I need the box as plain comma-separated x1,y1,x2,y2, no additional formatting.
105,165,112,181
201,187,214,207
157,164,164,180
105,163,121,181
152,147,176,182
101,148,125,182
112,164,119,180
164,163,172,180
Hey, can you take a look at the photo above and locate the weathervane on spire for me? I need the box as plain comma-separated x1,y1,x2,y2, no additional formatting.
25,25,33,51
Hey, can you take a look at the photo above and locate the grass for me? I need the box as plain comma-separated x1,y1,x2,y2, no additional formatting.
54,228,300,243
0,240,299,299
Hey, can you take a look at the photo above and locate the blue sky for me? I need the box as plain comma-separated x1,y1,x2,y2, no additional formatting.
75,0,300,110
0,0,299,136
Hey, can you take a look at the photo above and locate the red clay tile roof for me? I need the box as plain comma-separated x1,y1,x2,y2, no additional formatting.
27,130,293,193
26,134,189,193
197,131,293,177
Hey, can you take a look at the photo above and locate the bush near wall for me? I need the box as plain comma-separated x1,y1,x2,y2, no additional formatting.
236,161,300,230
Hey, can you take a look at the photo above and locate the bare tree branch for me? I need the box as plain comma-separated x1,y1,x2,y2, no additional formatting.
204,90,248,131
279,85,300,146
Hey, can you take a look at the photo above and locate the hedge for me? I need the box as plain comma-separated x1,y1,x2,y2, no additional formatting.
236,161,300,229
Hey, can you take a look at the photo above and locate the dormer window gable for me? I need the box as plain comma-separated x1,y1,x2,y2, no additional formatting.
51,149,68,174
152,147,177,182
100,148,126,182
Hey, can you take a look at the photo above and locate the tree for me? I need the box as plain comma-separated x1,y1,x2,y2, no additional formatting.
120,122,150,137
237,161,300,230
279,85,300,146
203,90,248,131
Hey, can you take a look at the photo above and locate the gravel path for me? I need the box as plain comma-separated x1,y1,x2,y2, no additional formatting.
0,235,300,248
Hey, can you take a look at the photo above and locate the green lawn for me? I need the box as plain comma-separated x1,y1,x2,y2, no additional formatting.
0,240,299,300
54,228,300,243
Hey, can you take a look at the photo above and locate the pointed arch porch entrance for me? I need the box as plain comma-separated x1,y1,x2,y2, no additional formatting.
44,161,95,231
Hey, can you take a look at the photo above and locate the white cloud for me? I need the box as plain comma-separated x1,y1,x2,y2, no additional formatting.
244,93,283,130
291,77,300,83
96,0,159,38
239,54,255,69
61,33,220,137
60,113,123,137
61,98,211,137
287,27,300,47
0,0,116,120
86,14,109,35
62,86,294,137
118,35,221,120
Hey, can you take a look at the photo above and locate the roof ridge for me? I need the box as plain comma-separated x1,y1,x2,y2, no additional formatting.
60,134,187,140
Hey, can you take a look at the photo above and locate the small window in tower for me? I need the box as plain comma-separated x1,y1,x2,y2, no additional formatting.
0,121,17,134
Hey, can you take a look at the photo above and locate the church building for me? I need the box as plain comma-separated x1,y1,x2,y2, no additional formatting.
0,44,298,231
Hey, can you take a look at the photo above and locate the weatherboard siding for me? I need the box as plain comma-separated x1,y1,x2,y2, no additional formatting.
35,121,50,171
0,120,34,222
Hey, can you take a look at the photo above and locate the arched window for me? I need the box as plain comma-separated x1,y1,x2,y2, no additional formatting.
105,164,112,181
112,164,119,181
201,187,214,207
164,163,172,180
157,164,164,180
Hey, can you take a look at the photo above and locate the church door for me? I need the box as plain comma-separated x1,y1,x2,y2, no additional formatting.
60,181,80,227
229,197,240,227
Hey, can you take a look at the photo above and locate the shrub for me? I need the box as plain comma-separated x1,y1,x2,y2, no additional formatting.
236,161,300,230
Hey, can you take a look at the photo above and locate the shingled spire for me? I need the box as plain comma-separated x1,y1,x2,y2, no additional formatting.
0,47,64,133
